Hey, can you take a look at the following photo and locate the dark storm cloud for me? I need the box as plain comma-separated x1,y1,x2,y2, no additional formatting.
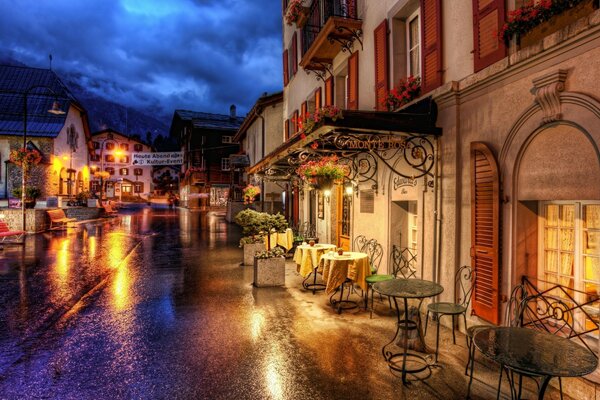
0,0,282,118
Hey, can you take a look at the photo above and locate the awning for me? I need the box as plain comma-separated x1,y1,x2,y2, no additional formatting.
248,97,442,184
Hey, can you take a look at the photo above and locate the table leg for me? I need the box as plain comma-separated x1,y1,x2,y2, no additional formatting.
538,376,553,400
329,279,358,314
302,267,325,294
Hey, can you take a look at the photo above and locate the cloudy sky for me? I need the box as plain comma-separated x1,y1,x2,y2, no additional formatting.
0,0,282,119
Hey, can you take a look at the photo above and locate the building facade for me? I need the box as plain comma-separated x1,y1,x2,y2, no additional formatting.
0,65,93,201
249,0,600,394
90,129,153,200
170,107,244,209
233,92,285,216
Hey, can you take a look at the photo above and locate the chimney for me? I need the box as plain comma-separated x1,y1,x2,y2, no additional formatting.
230,104,236,119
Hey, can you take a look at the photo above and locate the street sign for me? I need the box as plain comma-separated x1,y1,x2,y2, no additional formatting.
132,152,183,166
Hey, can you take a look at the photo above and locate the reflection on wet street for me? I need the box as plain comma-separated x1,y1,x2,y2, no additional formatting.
0,208,497,399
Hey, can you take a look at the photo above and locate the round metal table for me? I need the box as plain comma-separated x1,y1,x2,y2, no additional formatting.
473,327,598,399
374,278,444,384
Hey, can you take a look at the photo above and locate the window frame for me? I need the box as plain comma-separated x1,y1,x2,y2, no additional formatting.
406,9,421,78
221,158,231,171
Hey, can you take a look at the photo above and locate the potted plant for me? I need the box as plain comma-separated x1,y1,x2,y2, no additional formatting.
382,76,421,111
243,184,261,204
337,247,344,255
235,209,289,265
296,155,350,191
285,0,308,26
239,235,266,266
12,187,41,209
76,190,91,207
253,246,286,287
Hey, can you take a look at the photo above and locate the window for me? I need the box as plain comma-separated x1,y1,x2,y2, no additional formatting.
120,143,129,151
119,168,129,176
105,155,115,163
106,142,115,150
408,201,418,252
134,168,143,176
105,167,115,175
134,144,143,152
222,136,233,144
539,202,600,329
107,133,114,140
90,154,100,162
122,184,132,194
119,156,129,163
93,141,100,149
221,158,231,171
134,182,144,193
407,10,420,77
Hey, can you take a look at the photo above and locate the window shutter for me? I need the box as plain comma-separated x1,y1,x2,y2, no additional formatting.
472,0,506,72
292,110,299,134
324,77,334,106
291,32,298,76
284,119,289,140
347,52,359,110
283,50,289,86
470,142,501,324
314,88,322,110
420,0,443,94
374,19,389,111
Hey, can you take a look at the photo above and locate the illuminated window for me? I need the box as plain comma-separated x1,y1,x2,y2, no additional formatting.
221,158,231,171
119,168,129,176
106,142,115,150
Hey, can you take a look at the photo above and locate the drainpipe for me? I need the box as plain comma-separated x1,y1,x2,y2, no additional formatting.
432,137,441,289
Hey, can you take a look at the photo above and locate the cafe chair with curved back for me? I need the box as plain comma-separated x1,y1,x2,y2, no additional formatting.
465,282,527,398
394,246,417,279
363,240,389,318
353,235,369,252
424,265,475,362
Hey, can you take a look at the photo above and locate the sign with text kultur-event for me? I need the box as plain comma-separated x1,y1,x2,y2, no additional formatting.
132,152,183,166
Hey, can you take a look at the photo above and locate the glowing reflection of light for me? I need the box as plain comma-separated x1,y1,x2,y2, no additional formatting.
266,356,284,400
250,311,265,341
88,236,97,259
56,238,70,282
107,234,125,268
112,264,131,311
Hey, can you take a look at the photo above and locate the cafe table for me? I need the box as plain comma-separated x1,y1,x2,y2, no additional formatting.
373,278,444,384
319,251,370,313
473,326,598,400
293,243,336,293
265,228,294,251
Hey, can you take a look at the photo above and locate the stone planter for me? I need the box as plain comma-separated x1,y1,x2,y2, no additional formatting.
243,242,265,266
253,256,286,287
87,199,100,208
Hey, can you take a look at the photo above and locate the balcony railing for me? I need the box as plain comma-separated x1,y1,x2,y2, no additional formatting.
300,0,362,71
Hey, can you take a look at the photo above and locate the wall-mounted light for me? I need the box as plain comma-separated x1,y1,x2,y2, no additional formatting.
323,189,331,203
345,185,353,196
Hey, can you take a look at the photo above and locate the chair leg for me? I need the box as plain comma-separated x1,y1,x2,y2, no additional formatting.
364,285,369,311
465,336,471,376
463,313,469,348
496,366,504,400
370,287,375,319
451,315,456,344
435,315,441,362
467,339,476,398
424,310,430,336
559,377,563,400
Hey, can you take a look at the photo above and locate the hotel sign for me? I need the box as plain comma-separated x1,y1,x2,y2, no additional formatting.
342,137,407,150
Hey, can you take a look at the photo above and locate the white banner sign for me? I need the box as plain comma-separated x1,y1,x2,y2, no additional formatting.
132,152,183,166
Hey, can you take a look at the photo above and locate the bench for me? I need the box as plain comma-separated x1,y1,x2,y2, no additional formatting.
46,209,77,230
0,220,25,243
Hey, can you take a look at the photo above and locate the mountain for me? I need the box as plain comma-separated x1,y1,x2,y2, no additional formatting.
0,56,170,145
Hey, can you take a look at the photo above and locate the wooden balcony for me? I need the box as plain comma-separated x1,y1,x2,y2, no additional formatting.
299,0,362,71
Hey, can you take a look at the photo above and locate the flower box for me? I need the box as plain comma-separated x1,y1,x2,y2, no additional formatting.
244,242,265,266
253,256,286,287
519,0,595,48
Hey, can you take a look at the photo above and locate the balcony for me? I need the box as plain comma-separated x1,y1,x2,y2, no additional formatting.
300,0,362,71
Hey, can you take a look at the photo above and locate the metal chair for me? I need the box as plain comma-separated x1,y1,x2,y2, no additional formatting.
363,240,390,318
466,283,527,398
392,246,417,279
353,235,369,252
424,265,475,362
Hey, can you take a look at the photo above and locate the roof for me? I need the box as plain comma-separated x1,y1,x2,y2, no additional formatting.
234,91,283,142
0,65,77,138
174,109,245,131
92,128,152,147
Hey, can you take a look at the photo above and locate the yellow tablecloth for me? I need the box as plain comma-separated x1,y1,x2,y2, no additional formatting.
319,251,370,294
293,244,337,277
265,228,294,251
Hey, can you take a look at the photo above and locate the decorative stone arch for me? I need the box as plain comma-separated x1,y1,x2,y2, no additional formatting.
59,167,68,195
499,69,600,290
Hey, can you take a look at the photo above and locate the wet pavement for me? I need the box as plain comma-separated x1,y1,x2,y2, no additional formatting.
0,208,570,399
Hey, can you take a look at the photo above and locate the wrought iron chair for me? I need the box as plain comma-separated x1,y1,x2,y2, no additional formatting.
466,283,527,398
393,246,417,279
353,235,369,252
363,240,391,318
424,265,475,362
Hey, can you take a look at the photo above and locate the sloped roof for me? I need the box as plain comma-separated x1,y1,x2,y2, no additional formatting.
0,65,77,138
174,109,245,131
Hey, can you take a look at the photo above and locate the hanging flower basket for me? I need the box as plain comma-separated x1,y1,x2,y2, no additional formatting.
296,155,349,190
243,184,261,204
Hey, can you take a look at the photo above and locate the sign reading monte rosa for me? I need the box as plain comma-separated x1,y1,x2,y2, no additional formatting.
132,152,183,166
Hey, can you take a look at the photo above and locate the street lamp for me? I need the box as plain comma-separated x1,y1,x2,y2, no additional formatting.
22,86,65,232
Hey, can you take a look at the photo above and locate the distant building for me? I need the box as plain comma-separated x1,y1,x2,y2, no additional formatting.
90,129,153,200
0,65,93,200
152,165,179,195
169,106,244,209
233,92,285,217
